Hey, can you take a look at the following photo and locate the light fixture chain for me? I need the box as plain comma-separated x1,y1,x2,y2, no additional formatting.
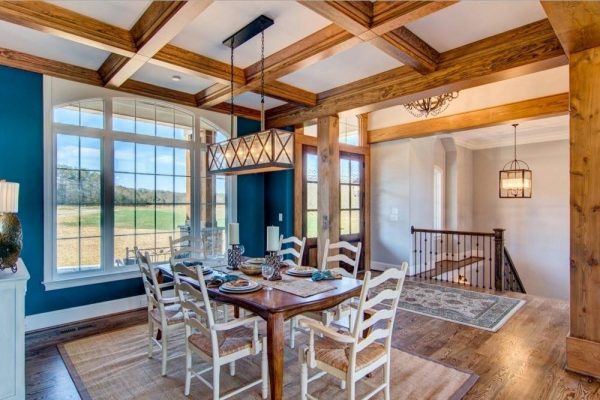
230,45,234,135
261,30,265,130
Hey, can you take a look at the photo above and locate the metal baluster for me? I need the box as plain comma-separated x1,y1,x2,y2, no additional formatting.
424,233,428,280
419,232,422,280
489,236,493,290
429,232,433,282
476,237,480,288
470,235,473,287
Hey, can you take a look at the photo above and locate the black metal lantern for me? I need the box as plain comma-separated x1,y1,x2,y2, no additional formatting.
499,124,532,198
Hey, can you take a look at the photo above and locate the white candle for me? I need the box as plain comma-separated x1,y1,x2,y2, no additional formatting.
266,226,280,252
228,223,239,245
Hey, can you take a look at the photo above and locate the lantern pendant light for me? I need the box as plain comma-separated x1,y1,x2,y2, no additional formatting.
207,16,294,175
499,124,532,198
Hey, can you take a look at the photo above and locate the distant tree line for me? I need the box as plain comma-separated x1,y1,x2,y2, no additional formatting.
56,166,189,205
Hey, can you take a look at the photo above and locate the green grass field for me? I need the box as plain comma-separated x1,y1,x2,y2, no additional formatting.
57,204,225,269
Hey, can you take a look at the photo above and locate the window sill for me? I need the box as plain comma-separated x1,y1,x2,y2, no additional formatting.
43,268,139,291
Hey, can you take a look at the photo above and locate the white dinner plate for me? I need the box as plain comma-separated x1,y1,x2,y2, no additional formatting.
221,279,258,291
286,266,317,277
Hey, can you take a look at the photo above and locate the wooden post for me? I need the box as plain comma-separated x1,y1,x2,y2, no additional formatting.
317,115,340,265
567,46,600,379
493,228,505,291
358,113,371,271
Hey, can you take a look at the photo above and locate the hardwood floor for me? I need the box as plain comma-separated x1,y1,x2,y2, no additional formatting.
25,284,600,399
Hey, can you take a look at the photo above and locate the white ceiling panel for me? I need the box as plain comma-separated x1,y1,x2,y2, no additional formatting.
279,42,402,93
233,92,286,110
406,1,547,53
0,21,110,70
170,1,331,68
450,115,568,150
49,1,151,30
131,63,214,94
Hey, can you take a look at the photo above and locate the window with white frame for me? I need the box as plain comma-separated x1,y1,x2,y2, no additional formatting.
433,166,444,231
47,97,230,288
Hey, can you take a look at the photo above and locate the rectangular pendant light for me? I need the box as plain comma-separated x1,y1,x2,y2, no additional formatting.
207,128,294,175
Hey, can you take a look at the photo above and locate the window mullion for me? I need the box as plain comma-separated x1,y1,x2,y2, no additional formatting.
103,99,115,273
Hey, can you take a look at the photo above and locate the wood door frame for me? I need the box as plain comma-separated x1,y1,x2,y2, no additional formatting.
293,126,371,269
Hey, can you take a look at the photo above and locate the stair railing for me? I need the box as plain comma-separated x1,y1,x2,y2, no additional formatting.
410,226,510,291
503,247,526,293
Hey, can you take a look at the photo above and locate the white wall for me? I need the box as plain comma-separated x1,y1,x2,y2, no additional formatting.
371,139,411,266
472,140,570,300
371,136,445,268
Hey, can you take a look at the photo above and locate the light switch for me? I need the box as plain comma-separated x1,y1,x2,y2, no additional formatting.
278,213,283,222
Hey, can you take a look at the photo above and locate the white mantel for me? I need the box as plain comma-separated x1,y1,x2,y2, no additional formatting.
0,259,29,400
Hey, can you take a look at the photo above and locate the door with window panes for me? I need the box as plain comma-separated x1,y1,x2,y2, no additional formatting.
302,147,365,270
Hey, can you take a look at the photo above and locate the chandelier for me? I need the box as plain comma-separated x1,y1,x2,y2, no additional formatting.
499,124,532,198
207,15,294,175
403,92,459,118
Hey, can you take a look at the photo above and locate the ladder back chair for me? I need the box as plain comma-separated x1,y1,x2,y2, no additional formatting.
136,250,185,376
173,264,268,400
289,240,362,349
299,263,408,400
170,235,230,321
278,235,307,267
169,235,204,266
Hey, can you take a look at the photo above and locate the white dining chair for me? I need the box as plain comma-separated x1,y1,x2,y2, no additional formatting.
289,240,362,349
298,263,408,400
278,234,306,267
169,235,204,266
136,250,185,377
173,264,268,400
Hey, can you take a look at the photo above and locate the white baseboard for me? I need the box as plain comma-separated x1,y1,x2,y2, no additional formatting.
25,294,148,332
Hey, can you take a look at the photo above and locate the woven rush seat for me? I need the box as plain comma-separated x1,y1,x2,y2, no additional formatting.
150,304,186,326
188,326,255,357
313,336,386,372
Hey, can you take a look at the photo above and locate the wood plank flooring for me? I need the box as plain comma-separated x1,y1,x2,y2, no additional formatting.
26,283,600,399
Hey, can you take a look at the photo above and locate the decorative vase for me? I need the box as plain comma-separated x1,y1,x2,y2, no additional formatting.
264,252,282,281
0,213,22,273
227,244,244,270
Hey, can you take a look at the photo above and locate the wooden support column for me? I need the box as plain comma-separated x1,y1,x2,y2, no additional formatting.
567,46,600,379
317,116,340,265
293,124,304,240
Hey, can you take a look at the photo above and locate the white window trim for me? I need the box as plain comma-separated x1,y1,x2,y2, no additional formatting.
43,77,234,290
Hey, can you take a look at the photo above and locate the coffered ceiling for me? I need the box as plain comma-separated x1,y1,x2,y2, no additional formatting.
0,0,570,126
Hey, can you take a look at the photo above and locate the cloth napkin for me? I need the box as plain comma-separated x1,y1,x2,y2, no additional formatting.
206,274,240,288
311,270,342,281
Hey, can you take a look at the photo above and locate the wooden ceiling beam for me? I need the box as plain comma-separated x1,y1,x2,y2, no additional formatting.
0,1,135,56
266,20,567,128
541,1,600,55
0,47,103,86
99,0,213,87
245,24,361,83
150,44,245,85
0,46,259,120
370,27,439,74
298,0,451,74
368,93,569,143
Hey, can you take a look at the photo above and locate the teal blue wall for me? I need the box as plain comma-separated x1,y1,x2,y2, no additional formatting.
0,66,143,316
236,119,294,256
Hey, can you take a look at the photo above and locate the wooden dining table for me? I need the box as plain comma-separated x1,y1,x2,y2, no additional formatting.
156,264,362,400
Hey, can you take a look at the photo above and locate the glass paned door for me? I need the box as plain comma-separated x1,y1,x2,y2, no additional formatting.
340,152,365,270
301,147,365,269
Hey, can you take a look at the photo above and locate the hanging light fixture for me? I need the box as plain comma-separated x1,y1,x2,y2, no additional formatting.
207,16,294,175
403,92,459,118
499,123,532,198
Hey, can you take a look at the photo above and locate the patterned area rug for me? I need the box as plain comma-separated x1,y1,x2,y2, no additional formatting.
387,280,525,332
59,324,478,400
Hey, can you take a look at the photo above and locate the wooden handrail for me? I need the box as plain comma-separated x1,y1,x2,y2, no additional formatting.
410,226,495,237
503,247,526,294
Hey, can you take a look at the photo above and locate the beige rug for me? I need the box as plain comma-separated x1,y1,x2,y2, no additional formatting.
59,324,477,400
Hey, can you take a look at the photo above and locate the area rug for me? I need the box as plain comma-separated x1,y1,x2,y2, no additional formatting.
58,324,477,400
389,280,525,332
